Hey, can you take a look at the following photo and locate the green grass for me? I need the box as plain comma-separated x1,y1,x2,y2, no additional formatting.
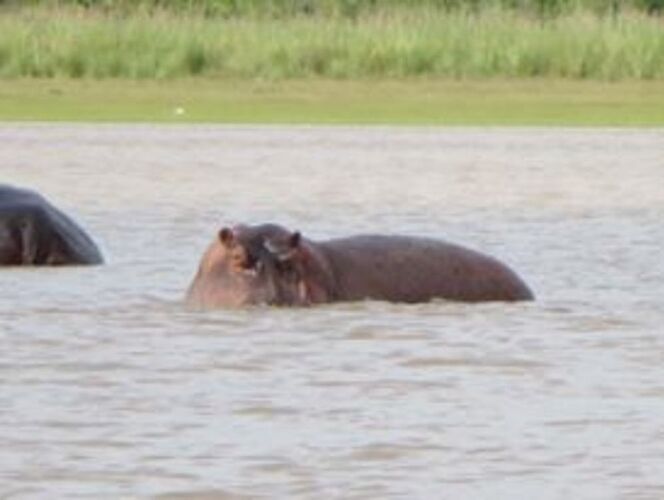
1,78,663,125
1,6,664,80
2,3,662,125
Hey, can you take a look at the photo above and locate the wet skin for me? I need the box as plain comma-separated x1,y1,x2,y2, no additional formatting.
186,223,534,308
0,185,103,266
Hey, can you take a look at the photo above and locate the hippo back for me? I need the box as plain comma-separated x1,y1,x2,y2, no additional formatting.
320,234,533,302
0,185,103,265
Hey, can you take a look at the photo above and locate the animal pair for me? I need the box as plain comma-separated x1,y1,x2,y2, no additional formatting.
1,185,534,307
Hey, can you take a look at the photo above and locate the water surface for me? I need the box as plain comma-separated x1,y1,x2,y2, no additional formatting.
1,125,663,499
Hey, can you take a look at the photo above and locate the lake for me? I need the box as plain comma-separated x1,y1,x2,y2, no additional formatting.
1,125,663,499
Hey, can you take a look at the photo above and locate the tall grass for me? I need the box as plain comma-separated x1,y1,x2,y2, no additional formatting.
0,5,663,80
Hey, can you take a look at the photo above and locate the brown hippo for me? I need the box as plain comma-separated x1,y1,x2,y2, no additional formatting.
0,185,103,266
186,223,533,308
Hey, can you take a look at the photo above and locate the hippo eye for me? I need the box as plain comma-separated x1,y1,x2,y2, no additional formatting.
231,250,261,274
238,256,263,277
242,254,258,269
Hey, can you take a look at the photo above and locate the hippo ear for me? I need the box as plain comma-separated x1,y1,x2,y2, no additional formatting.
289,231,301,248
218,227,234,247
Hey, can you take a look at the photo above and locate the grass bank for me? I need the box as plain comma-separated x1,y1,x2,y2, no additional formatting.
1,6,663,80
2,78,663,125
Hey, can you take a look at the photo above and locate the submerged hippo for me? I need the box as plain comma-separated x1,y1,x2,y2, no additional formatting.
186,223,533,308
0,185,103,266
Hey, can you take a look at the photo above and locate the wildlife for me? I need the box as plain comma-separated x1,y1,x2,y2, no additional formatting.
0,185,103,266
186,223,533,308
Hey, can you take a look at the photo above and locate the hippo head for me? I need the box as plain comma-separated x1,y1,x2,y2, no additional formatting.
186,223,332,308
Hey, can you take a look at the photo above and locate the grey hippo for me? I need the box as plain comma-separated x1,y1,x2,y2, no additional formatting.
0,185,103,266
186,223,533,307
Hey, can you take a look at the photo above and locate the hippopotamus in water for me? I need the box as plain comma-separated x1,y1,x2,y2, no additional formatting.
0,185,103,266
186,223,533,308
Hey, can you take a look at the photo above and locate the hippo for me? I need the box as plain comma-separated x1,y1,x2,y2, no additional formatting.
186,223,533,308
0,185,103,266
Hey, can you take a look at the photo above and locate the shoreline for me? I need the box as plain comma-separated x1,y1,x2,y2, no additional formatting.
2,78,663,126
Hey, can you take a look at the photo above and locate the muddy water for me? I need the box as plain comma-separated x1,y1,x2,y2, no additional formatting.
1,125,663,499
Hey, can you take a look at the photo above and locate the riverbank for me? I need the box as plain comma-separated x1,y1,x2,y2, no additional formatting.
1,78,663,126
